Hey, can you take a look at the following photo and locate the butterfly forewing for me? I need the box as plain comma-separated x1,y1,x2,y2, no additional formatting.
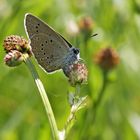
31,33,66,72
25,13,70,72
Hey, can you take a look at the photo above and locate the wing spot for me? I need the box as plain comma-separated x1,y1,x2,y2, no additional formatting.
44,52,46,55
38,23,40,26
47,56,49,59
41,48,44,51
41,44,44,46
50,40,53,43
35,26,38,28
45,41,48,43
36,30,39,33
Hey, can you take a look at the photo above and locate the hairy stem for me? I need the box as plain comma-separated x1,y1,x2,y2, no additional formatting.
64,85,81,139
64,84,86,139
23,54,59,140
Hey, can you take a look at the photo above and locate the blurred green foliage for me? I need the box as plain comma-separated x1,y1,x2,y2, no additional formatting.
1,0,140,139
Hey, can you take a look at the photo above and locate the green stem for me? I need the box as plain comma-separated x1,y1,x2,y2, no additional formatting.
92,70,108,122
64,109,76,139
75,84,80,96
80,70,108,139
64,84,81,139
23,54,59,140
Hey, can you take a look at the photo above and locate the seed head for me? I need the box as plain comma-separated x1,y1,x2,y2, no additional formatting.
94,47,119,71
63,60,88,86
3,35,31,55
78,16,94,34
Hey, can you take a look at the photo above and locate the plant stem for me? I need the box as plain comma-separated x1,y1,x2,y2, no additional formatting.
23,54,59,140
75,84,80,95
80,70,108,139
92,70,108,123
64,84,84,139
64,85,80,139
64,108,76,139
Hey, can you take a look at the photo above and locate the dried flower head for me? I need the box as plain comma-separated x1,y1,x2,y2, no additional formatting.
63,60,88,86
4,50,24,67
78,16,94,34
3,35,31,55
3,35,31,67
94,47,119,71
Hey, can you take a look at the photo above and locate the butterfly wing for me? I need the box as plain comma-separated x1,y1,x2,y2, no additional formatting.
24,13,71,72
30,33,68,72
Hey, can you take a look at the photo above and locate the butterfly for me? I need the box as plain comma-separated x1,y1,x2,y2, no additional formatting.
24,13,80,74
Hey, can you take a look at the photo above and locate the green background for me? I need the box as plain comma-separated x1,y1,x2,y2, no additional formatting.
0,0,140,139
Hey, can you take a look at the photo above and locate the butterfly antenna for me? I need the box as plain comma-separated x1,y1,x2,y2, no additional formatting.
91,33,98,37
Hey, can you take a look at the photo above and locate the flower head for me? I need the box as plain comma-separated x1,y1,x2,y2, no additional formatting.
94,47,119,71
4,50,24,67
3,35,31,67
3,35,31,55
63,60,88,86
78,16,94,35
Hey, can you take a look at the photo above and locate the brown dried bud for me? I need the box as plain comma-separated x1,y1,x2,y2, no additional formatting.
63,60,88,86
4,50,24,67
94,47,119,71
3,35,31,55
78,16,94,33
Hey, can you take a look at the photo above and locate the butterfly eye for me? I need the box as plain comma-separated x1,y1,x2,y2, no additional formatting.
72,48,79,55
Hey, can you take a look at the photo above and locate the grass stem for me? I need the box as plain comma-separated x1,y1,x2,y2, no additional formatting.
23,54,59,140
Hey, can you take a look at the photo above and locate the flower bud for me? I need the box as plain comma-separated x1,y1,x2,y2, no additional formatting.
3,35,31,55
78,16,94,35
63,60,88,86
4,50,24,67
94,47,119,71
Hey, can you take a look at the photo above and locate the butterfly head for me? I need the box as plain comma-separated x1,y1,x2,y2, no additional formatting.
71,47,79,55
62,47,80,67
